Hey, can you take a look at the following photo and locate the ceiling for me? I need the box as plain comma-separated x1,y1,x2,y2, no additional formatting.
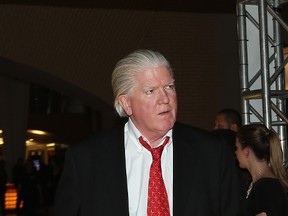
0,0,237,13
0,0,287,19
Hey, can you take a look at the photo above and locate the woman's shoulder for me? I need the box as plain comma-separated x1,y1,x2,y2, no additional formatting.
254,178,286,197
251,178,288,215
255,177,282,188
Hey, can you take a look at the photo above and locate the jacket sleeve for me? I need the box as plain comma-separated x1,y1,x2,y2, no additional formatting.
219,140,241,216
53,148,80,216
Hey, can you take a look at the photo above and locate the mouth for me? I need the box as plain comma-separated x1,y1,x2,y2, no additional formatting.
158,110,170,115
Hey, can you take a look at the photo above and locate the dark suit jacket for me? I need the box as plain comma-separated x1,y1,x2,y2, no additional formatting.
54,122,240,216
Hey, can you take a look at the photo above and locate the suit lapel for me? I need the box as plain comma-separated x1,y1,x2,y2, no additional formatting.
172,123,198,215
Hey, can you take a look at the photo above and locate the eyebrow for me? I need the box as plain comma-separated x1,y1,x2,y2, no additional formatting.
165,80,175,86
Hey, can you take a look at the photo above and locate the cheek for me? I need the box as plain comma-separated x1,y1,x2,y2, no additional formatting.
171,94,177,104
131,99,154,114
235,149,242,159
238,152,245,163
169,96,178,111
235,151,240,159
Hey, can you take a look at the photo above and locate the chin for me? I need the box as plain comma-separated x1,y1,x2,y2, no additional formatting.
161,120,175,130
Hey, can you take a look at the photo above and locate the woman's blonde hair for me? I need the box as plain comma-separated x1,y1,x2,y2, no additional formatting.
237,123,288,191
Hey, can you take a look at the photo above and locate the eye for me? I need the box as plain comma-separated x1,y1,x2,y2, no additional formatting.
165,84,175,91
145,89,154,95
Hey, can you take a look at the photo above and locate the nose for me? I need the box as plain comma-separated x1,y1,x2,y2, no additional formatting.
159,89,170,104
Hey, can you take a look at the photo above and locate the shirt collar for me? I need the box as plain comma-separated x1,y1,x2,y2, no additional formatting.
127,118,173,148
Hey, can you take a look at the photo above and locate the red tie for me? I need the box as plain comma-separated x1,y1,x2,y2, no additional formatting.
139,136,170,216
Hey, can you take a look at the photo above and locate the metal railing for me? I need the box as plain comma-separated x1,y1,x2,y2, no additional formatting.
236,0,288,168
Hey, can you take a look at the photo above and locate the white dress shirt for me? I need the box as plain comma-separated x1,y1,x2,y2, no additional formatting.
124,119,173,216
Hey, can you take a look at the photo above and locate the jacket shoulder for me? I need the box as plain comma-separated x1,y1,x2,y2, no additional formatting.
68,123,124,154
174,122,218,141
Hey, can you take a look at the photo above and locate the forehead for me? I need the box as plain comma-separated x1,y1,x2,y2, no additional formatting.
216,113,226,120
216,114,229,123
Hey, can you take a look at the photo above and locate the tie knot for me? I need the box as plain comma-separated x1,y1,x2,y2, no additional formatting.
139,136,170,160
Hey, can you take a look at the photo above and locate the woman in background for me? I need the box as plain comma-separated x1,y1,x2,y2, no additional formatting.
236,124,288,216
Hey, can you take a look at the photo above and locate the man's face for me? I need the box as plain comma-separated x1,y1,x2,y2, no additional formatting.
119,65,177,139
214,114,230,130
214,114,239,132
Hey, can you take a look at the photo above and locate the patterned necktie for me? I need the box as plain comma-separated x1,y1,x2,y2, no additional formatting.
139,136,170,216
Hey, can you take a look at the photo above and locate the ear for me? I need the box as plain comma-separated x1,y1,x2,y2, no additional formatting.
243,147,250,158
118,95,132,116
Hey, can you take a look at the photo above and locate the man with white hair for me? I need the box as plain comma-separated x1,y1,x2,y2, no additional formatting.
54,49,240,216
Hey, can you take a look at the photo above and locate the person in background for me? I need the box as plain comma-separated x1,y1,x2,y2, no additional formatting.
235,123,288,216
12,157,26,216
212,129,251,216
213,109,250,215
54,49,240,215
214,108,242,132
0,159,7,216
21,159,41,216
46,156,63,216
